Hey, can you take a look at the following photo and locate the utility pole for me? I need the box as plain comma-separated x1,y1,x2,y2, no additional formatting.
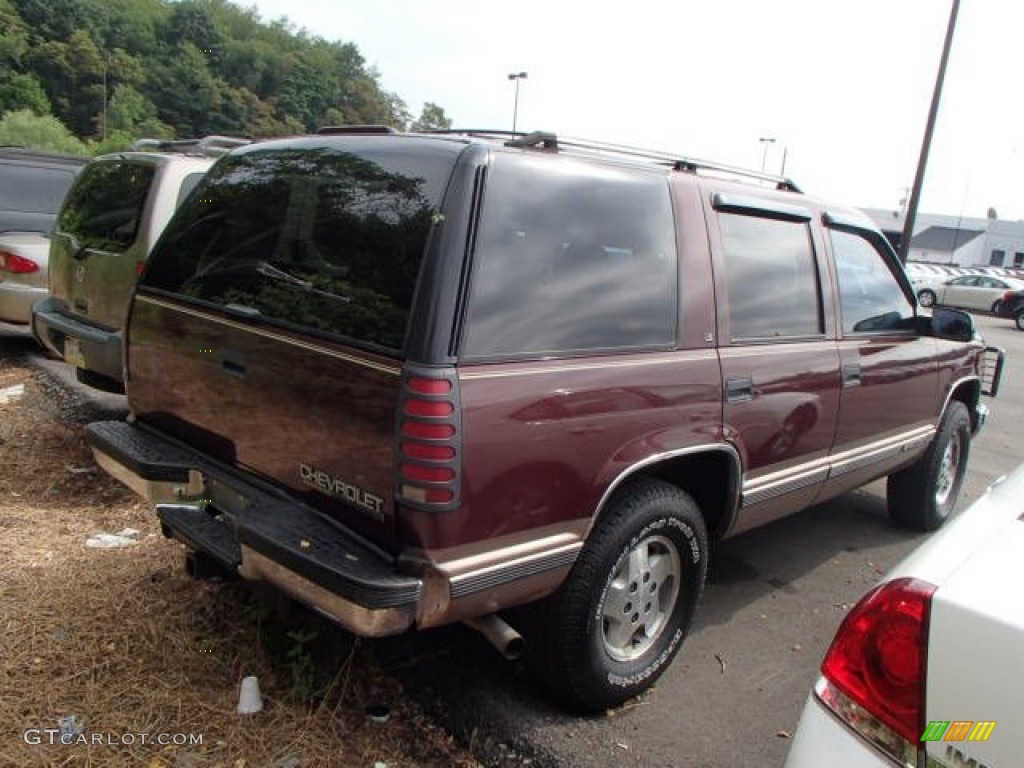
899,0,960,263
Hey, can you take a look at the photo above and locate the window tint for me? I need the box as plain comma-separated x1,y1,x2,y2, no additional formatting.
143,143,456,352
57,161,154,252
719,213,821,340
0,164,77,215
462,153,677,358
830,229,914,334
175,172,206,209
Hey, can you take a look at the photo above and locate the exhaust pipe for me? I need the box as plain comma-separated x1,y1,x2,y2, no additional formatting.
463,614,525,661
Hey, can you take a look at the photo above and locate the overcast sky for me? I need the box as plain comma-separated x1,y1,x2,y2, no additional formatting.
249,0,1022,221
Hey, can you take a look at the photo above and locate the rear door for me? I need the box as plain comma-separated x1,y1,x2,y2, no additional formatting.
705,189,842,535
129,138,463,550
50,158,155,329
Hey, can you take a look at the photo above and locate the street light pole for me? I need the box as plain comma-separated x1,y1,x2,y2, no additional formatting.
898,0,961,263
508,72,527,134
759,137,776,172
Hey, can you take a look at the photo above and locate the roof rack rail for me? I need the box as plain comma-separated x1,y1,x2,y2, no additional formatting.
316,125,397,135
128,135,250,158
424,129,802,193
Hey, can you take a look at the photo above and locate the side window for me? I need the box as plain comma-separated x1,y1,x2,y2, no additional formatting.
829,228,914,334
175,172,206,209
462,153,677,359
57,161,154,252
719,212,822,340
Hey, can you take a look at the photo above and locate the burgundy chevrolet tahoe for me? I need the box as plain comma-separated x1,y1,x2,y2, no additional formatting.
87,129,1003,711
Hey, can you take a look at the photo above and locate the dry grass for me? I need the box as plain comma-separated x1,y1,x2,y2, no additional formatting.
0,362,479,768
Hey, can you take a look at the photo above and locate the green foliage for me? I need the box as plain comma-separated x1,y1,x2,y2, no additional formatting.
0,72,51,114
4,0,451,143
87,128,134,155
412,102,453,132
0,109,88,154
284,628,319,702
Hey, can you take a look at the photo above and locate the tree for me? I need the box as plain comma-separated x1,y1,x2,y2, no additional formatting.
0,72,50,114
106,83,171,138
411,102,452,132
0,109,88,154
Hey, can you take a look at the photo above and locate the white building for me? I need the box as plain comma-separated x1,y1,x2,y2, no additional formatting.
861,208,1024,269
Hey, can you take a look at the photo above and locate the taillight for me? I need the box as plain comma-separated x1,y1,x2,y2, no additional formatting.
0,250,39,274
816,577,935,764
397,370,461,509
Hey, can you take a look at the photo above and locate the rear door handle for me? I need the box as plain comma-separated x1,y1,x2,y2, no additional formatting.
842,364,861,388
725,376,754,403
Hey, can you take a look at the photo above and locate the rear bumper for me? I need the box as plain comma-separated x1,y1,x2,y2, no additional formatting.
31,297,123,382
85,420,422,637
0,282,45,325
785,695,896,768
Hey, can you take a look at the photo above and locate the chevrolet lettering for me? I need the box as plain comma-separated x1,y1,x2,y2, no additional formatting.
299,463,384,519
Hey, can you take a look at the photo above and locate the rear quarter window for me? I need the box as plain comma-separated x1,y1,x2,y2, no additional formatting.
57,161,155,252
461,153,678,359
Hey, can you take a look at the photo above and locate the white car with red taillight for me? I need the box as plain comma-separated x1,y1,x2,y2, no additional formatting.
0,232,52,325
786,464,1024,768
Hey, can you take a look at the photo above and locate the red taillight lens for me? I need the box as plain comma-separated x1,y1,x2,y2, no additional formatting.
402,421,455,440
401,442,455,461
0,250,39,274
407,376,452,396
400,463,455,483
405,399,454,417
820,577,935,744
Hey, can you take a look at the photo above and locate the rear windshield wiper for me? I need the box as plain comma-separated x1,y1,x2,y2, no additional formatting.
255,261,312,289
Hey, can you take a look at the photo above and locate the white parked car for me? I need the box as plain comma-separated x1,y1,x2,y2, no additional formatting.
786,464,1024,768
922,274,1024,312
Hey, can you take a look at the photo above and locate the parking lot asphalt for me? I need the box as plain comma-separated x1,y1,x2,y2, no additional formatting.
378,314,1023,768
4,316,1019,768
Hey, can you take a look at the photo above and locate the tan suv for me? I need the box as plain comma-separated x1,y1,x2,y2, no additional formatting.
86,129,1003,711
33,136,246,391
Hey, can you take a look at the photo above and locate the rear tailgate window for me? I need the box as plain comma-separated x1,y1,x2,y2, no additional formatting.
141,139,459,353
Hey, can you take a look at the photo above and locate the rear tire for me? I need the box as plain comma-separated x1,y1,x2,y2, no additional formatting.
524,479,707,712
1016,310,1024,331
887,401,970,531
917,289,936,307
990,300,1002,314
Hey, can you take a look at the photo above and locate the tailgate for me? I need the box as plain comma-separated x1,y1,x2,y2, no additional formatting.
128,295,403,547
125,137,463,553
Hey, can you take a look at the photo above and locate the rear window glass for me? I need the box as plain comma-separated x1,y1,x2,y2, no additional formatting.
142,142,456,352
176,172,206,208
57,161,155,252
0,164,77,215
461,153,677,359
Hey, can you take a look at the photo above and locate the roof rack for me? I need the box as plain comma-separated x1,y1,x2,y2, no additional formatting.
425,129,802,193
316,125,397,135
128,135,250,158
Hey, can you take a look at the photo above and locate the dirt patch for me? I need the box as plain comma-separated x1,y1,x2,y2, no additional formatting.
0,361,479,768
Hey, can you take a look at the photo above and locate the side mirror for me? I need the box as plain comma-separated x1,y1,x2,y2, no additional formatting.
930,306,975,342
